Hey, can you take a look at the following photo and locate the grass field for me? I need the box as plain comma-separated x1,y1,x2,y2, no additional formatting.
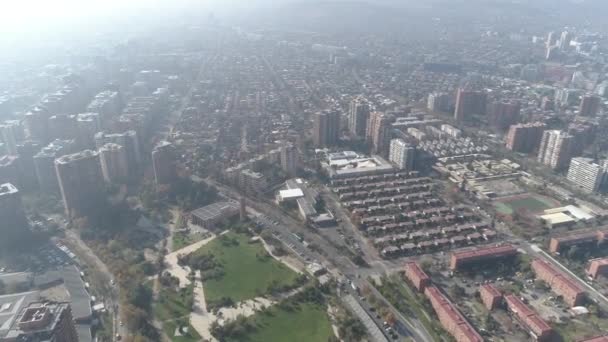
227,303,333,342
193,232,300,304
494,194,558,215
553,317,607,342
154,285,195,322
172,231,207,251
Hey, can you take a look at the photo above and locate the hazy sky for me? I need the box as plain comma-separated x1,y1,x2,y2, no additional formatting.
0,0,289,30
0,0,271,34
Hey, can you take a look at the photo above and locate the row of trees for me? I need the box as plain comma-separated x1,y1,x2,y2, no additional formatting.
211,286,329,341
80,202,160,341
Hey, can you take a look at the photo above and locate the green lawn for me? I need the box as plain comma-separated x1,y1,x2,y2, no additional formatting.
553,317,607,342
193,232,300,305
163,321,201,342
227,303,333,342
154,285,195,322
172,231,206,251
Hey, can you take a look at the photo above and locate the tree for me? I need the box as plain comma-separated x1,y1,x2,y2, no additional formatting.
338,316,367,341
534,279,550,291
448,284,466,299
360,284,371,297
419,258,433,273
384,311,397,326
122,304,149,332
484,313,499,331
567,245,581,260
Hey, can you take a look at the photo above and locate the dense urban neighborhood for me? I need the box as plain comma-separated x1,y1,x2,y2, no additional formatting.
2,0,608,341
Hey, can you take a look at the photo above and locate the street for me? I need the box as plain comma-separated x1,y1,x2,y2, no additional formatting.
210,179,435,342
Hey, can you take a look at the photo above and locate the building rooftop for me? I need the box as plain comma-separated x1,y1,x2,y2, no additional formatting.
285,178,318,218
0,155,17,167
543,205,595,222
76,112,99,122
452,244,517,260
532,259,585,294
278,188,304,200
480,283,502,298
551,229,599,243
505,294,552,336
589,257,608,266
35,140,74,159
425,286,483,342
4,302,72,340
191,201,240,221
540,212,576,226
0,291,40,337
31,266,92,323
405,262,430,282
55,150,98,165
0,183,18,196
154,140,172,150
99,143,123,152
323,152,394,178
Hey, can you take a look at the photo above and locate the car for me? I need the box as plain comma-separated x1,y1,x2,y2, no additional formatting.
120,321,124,327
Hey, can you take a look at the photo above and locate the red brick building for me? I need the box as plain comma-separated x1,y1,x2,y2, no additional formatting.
505,122,546,153
404,262,431,292
450,244,518,270
587,257,608,280
479,284,502,310
548,229,603,254
531,259,586,307
424,285,483,342
504,294,554,341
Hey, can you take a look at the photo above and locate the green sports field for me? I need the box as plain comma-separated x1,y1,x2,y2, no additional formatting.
494,194,558,215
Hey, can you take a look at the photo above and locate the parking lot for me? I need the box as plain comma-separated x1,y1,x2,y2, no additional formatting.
0,242,76,274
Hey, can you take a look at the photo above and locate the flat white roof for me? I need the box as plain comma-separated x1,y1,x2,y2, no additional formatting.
540,212,575,225
279,188,304,199
563,205,594,220
543,205,594,221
